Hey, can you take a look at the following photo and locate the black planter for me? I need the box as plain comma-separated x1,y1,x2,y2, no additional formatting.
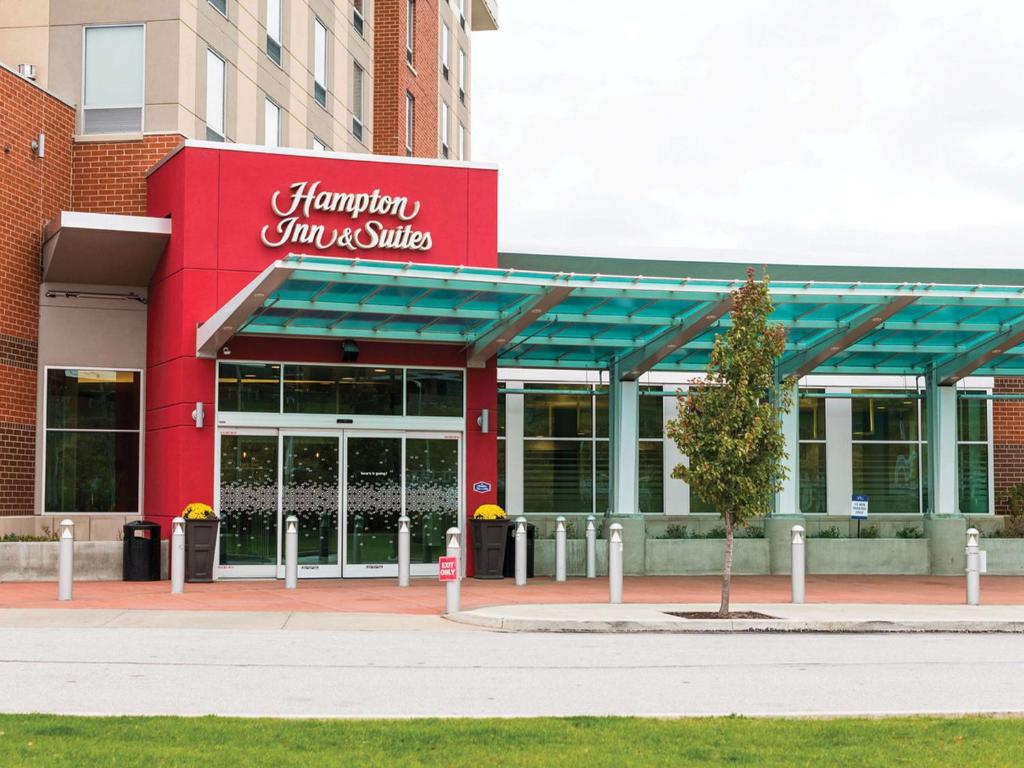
185,518,219,582
470,518,509,579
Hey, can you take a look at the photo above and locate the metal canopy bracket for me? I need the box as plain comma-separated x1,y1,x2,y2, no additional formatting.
933,316,1024,384
775,295,919,379
465,285,574,368
614,297,733,381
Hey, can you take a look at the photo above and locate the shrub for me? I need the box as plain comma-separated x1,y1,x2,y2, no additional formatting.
1,528,58,542
661,524,688,540
1000,483,1024,537
896,526,924,539
858,525,880,539
811,526,843,539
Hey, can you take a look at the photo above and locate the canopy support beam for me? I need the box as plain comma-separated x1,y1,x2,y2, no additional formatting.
932,315,1024,384
196,261,295,358
465,286,574,368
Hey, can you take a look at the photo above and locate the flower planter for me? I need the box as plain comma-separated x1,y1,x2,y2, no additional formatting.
470,518,508,579
980,538,1024,574
806,538,930,575
645,539,770,576
185,518,219,582
0,540,168,581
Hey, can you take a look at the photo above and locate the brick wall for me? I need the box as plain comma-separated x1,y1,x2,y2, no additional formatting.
993,377,1024,513
0,66,74,515
71,134,183,215
373,0,440,158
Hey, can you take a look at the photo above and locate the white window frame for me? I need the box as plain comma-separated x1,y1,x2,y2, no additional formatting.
352,0,365,36
41,366,145,515
351,60,365,141
266,0,283,65
406,0,415,65
458,122,465,160
206,48,226,140
264,97,281,147
81,24,146,134
441,21,450,80
313,17,328,108
405,91,414,156
441,100,450,158
312,136,327,151
458,47,466,103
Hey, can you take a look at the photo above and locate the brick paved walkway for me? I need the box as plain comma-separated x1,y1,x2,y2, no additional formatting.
0,575,1021,613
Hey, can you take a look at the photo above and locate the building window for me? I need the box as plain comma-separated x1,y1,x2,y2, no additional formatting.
210,0,227,16
851,390,923,514
458,47,466,103
441,22,450,80
82,25,145,134
638,388,665,514
958,393,990,514
266,0,282,66
457,0,465,29
44,369,141,513
313,17,328,107
799,389,827,514
264,98,280,146
440,100,450,158
352,61,364,141
353,0,364,36
405,92,414,156
406,0,415,65
312,136,327,151
458,122,466,160
205,49,226,141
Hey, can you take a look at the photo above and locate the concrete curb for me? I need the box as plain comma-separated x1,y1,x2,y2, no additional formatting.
446,610,1024,634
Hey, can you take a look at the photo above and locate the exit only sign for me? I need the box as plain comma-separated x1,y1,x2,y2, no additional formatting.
438,556,458,582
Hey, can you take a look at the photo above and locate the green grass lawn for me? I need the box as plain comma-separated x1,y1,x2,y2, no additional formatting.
0,714,1019,767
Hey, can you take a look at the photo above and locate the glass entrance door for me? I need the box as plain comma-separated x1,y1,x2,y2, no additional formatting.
217,430,279,578
278,433,341,578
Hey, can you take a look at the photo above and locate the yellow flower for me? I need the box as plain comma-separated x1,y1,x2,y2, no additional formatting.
182,503,215,520
473,504,506,520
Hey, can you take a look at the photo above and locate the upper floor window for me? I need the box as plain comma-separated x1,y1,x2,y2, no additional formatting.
353,0,364,36
266,0,282,65
406,0,415,66
457,0,465,29
441,22,450,80
458,122,465,160
352,61,365,141
205,49,226,141
265,98,280,147
312,136,327,151
210,0,227,16
440,100,450,158
82,25,144,134
313,18,328,107
458,47,466,103
405,92,414,156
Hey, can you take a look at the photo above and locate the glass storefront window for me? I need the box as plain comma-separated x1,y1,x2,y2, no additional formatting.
799,392,826,441
639,388,664,439
638,440,663,514
959,444,989,515
283,365,402,415
525,384,593,438
852,443,921,514
799,443,827,515
218,363,281,412
958,396,988,442
406,369,464,416
851,391,919,441
523,440,594,514
44,369,141,514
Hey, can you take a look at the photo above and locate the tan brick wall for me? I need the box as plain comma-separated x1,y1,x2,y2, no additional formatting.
0,65,74,515
373,0,440,157
71,134,183,215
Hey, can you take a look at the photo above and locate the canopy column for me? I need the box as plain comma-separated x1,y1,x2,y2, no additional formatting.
609,364,639,517
772,379,800,516
926,371,959,517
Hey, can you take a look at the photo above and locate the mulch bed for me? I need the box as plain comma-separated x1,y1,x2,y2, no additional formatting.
667,611,778,620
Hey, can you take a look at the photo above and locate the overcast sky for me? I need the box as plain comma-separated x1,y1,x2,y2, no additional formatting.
472,1,1024,265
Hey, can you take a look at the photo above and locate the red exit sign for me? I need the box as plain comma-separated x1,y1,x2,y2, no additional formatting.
438,556,458,582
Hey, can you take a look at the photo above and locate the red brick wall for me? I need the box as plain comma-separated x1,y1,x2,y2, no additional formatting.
71,134,183,215
373,0,440,157
993,377,1024,514
0,66,74,515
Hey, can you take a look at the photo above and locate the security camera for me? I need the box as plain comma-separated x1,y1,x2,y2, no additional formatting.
222,345,232,356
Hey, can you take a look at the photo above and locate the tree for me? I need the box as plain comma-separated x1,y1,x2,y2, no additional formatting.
666,269,793,616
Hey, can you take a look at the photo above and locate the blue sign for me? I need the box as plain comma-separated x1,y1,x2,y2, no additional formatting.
473,481,492,493
851,494,869,519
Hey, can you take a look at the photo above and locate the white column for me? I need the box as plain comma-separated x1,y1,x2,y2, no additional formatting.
610,370,639,516
505,391,525,517
927,374,959,516
662,386,688,514
825,389,853,515
773,381,800,515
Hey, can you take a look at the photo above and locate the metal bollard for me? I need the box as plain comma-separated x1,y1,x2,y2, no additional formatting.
58,519,74,601
966,527,980,606
791,525,805,604
284,515,298,589
445,527,461,614
514,516,527,586
171,516,185,594
585,515,597,579
398,515,411,587
608,522,623,604
555,516,567,582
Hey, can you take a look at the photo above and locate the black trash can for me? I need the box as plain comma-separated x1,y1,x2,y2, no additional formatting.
502,521,535,578
123,521,161,581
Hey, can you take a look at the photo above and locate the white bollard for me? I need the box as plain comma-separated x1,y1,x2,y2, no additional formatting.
514,516,528,586
966,527,980,606
555,516,567,582
791,525,805,604
285,515,298,589
608,522,623,604
585,515,597,579
171,516,185,594
445,527,461,614
398,515,411,587
58,519,74,601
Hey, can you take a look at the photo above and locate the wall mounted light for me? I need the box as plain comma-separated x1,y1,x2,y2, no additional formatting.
192,401,205,428
31,132,45,158
476,408,490,434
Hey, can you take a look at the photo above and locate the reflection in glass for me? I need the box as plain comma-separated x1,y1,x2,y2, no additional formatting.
799,443,827,514
45,431,139,513
639,389,664,439
218,363,281,412
219,435,278,565
46,369,140,430
851,391,919,441
406,370,463,416
799,391,826,440
346,437,402,565
282,436,339,565
638,440,663,513
959,444,989,515
525,385,593,438
958,396,988,442
852,443,920,514
406,439,459,563
283,365,402,415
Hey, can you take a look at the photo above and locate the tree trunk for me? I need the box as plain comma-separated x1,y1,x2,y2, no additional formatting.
719,512,734,617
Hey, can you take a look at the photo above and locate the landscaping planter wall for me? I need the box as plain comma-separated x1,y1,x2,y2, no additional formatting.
0,541,168,581
645,539,770,575
534,539,608,577
980,539,1024,574
806,539,930,575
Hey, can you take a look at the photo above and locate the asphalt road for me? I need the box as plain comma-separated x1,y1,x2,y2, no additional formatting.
1,618,1022,718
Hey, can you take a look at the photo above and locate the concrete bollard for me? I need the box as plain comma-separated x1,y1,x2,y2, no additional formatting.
585,515,597,579
514,516,527,586
966,527,980,606
171,516,185,594
284,515,298,589
445,526,461,614
58,519,74,601
608,522,623,604
398,515,411,587
791,525,805,604
555,516,567,582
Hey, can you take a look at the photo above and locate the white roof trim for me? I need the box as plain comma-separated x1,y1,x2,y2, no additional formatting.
44,211,171,243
